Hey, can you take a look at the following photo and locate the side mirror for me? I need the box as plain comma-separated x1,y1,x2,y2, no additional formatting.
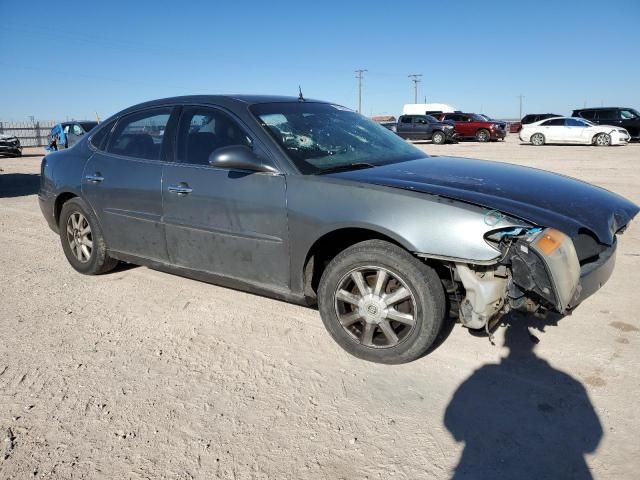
208,145,277,173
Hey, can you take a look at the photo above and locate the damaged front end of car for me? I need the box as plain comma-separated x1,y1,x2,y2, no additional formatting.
445,225,619,331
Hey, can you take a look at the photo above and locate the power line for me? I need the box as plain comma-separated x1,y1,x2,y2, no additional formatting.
408,74,423,104
355,69,367,113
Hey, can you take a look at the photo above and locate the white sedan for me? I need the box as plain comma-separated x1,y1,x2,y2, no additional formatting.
520,116,630,146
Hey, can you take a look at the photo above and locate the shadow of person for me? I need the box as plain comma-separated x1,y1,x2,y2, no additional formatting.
444,315,603,480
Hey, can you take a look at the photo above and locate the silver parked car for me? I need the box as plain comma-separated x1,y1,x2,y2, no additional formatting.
38,95,639,364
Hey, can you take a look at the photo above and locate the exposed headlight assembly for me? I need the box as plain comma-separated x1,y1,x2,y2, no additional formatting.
486,226,581,313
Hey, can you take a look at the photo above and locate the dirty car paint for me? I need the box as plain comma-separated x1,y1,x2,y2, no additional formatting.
329,156,639,245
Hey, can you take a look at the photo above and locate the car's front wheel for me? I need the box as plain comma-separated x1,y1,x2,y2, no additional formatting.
432,131,446,145
318,240,446,364
59,197,118,275
531,133,545,146
594,133,611,146
476,129,490,142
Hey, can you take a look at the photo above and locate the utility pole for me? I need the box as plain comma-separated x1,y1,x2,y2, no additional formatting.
355,69,367,113
517,94,525,119
408,74,422,104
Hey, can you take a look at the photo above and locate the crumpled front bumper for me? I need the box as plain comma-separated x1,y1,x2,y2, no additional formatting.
0,142,22,155
510,228,617,314
568,241,617,309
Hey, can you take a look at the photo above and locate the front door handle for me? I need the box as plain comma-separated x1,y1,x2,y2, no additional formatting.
85,173,104,183
168,184,193,195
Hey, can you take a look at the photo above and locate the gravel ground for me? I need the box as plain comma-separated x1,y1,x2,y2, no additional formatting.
1,136,639,479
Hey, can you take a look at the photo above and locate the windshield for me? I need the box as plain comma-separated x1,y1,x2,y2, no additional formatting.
621,109,639,120
470,113,487,121
251,102,427,174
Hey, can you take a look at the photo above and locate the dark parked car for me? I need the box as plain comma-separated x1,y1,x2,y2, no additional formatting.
510,113,562,134
39,95,638,364
395,114,457,144
46,121,99,151
0,134,22,157
431,112,506,142
572,108,640,139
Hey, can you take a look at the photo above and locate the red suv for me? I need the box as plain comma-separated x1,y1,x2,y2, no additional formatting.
431,112,507,142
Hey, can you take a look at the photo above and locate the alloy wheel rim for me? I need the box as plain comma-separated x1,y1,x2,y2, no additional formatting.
434,133,444,143
532,134,543,145
334,266,417,349
66,212,93,263
597,134,610,146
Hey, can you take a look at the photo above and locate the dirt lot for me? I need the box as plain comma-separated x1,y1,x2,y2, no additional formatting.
1,137,639,479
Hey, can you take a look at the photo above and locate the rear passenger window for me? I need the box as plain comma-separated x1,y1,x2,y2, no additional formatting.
565,118,585,127
107,109,172,160
89,120,115,150
400,116,412,124
177,107,251,166
579,111,596,120
596,110,616,121
541,119,565,126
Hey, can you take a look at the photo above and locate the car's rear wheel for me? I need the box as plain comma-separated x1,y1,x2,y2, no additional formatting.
531,133,545,146
318,240,446,364
594,133,611,146
476,129,490,142
432,131,446,145
59,197,118,275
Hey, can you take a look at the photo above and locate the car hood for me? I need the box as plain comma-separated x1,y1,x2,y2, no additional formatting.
329,156,639,245
0,134,18,141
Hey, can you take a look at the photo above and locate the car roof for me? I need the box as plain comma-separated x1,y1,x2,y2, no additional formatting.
61,121,97,126
117,95,328,116
573,107,622,111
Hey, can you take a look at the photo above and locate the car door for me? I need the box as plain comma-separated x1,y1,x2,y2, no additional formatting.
397,116,413,137
595,109,617,127
455,114,474,137
66,124,84,148
619,109,640,137
412,116,431,139
563,118,590,143
162,105,290,289
82,107,174,262
540,118,565,142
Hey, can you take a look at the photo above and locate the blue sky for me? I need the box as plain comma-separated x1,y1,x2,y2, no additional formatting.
1,0,639,121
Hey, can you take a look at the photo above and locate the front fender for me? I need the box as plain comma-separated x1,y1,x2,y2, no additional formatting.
286,175,531,291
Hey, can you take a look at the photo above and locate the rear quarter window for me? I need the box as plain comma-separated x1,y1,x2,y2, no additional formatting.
89,120,116,150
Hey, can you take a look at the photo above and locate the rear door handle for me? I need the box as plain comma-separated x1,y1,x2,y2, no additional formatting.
85,173,104,183
168,184,193,195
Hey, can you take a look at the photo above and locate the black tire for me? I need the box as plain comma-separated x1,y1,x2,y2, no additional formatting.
432,131,446,145
318,240,446,364
593,133,611,146
531,133,545,146
475,129,490,142
59,197,118,275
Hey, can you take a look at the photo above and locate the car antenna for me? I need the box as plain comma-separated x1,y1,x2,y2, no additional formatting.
298,85,305,102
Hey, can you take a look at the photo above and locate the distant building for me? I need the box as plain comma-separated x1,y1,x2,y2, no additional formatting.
370,115,396,123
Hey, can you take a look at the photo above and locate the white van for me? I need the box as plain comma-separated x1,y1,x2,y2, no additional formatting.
402,103,456,115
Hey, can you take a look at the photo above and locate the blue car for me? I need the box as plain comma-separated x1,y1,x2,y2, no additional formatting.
46,121,98,151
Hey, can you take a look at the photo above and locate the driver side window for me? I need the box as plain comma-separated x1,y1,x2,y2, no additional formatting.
177,107,251,166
